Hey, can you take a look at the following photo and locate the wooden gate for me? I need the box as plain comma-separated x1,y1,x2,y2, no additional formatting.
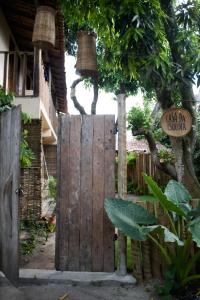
56,115,115,272
0,106,21,283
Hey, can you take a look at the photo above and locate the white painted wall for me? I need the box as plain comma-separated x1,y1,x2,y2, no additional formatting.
14,97,40,119
0,8,10,86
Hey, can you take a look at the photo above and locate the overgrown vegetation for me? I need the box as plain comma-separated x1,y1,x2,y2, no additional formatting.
20,219,52,255
0,86,35,167
0,85,13,112
105,176,200,299
20,129,35,168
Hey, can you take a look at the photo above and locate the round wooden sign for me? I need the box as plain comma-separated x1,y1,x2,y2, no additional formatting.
161,108,192,137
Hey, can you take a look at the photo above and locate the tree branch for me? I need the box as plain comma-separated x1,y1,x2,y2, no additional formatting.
70,78,87,115
91,78,99,115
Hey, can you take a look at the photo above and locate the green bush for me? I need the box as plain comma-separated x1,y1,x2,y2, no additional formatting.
0,85,13,112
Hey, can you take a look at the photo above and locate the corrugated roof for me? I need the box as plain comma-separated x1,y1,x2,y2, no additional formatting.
126,138,167,153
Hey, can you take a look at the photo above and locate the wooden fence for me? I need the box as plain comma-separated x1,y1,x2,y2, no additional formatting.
127,153,171,194
56,115,115,272
130,199,199,281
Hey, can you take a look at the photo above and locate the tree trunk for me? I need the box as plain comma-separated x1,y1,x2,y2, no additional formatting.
182,145,200,197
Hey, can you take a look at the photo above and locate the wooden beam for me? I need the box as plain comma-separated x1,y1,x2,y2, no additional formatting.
22,54,27,96
117,93,127,276
33,47,39,97
3,53,8,90
12,53,17,94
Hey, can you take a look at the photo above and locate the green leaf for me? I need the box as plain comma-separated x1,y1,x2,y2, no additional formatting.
104,198,156,241
145,225,184,246
189,216,200,247
143,174,186,217
164,180,192,204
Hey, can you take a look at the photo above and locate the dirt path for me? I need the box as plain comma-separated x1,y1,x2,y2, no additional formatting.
20,232,55,269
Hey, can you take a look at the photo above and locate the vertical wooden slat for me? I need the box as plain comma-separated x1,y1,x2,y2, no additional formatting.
117,94,127,275
10,106,21,282
68,116,81,271
3,53,8,90
132,240,143,281
80,116,93,271
92,116,105,271
22,54,27,96
55,115,70,270
0,106,21,284
13,53,18,94
103,115,115,272
33,47,39,97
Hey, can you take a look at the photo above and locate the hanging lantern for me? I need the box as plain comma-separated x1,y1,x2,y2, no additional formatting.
75,31,98,78
32,6,56,49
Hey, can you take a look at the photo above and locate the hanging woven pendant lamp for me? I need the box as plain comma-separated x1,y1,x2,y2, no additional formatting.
32,6,56,49
75,31,98,78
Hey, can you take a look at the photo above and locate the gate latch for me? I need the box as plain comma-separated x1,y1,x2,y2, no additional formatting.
15,187,24,196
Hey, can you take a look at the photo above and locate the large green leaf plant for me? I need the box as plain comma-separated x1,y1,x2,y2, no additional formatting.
105,175,200,298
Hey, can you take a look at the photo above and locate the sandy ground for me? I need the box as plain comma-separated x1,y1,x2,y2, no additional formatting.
18,231,159,300
20,232,55,269
18,283,157,300
0,278,159,300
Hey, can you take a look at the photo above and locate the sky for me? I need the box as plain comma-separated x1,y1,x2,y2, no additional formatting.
65,55,144,118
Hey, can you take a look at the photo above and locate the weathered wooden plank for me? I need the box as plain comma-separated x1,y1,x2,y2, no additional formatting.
3,53,8,90
9,106,21,282
33,47,39,96
22,54,27,96
68,116,81,271
103,115,115,272
0,106,21,284
80,116,93,271
117,94,127,275
55,115,70,270
92,116,105,271
0,109,12,278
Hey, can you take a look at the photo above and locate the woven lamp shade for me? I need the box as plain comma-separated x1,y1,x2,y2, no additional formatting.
32,6,56,50
75,31,98,78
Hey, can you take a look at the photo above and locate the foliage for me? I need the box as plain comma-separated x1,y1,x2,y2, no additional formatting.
0,85,13,112
105,176,200,297
20,219,52,255
20,129,35,168
62,1,200,90
61,0,200,195
127,106,151,133
158,149,174,164
20,113,35,168
21,112,32,124
126,152,136,165
0,86,35,167
48,176,57,200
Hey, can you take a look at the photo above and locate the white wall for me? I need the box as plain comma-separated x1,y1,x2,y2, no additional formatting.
0,8,10,86
13,97,40,119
